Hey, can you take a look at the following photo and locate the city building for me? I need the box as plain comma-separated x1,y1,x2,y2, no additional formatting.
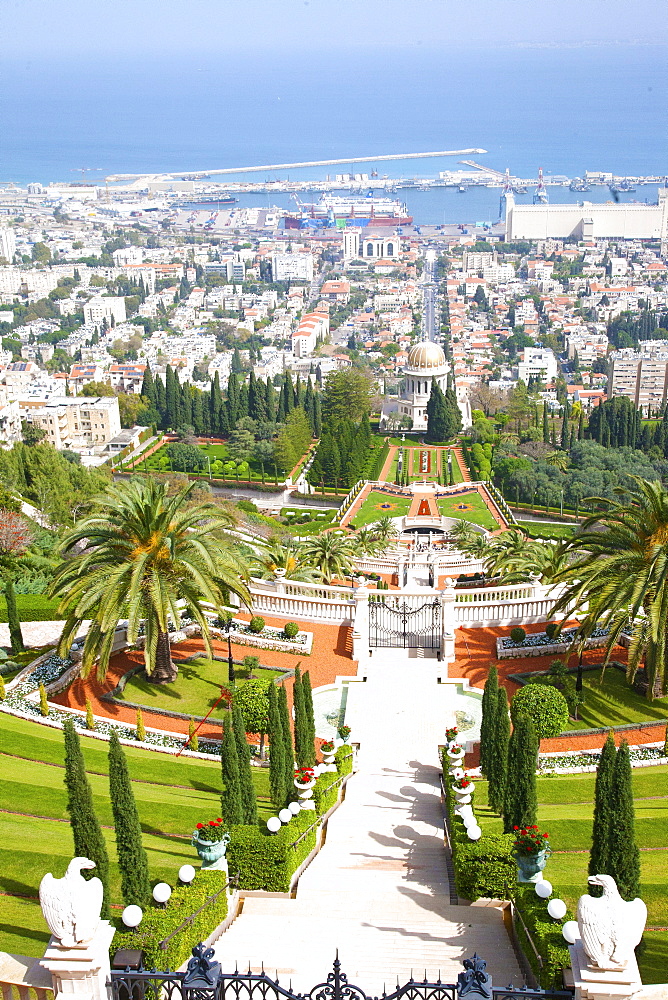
320,280,350,304
291,310,329,357
609,342,668,415
505,189,668,241
392,341,471,432
517,347,558,383
0,228,16,264
83,296,127,327
23,396,121,449
342,229,400,261
271,252,314,282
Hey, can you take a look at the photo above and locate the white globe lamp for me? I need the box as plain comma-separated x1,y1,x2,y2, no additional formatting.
535,879,553,899
122,905,143,928
266,816,282,833
178,864,196,884
547,898,567,920
562,921,579,945
467,825,482,841
278,808,292,824
152,882,172,905
289,801,301,815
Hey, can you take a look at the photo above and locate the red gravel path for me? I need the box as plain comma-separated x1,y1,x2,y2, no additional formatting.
52,615,355,741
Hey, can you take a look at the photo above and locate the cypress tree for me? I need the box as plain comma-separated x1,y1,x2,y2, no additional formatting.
542,401,550,443
560,407,569,449
503,715,538,833
301,670,317,767
479,664,498,777
488,687,510,814
278,685,295,797
608,741,640,900
220,716,243,826
108,731,150,906
589,733,616,884
267,684,286,810
62,718,110,917
293,666,309,768
231,697,258,824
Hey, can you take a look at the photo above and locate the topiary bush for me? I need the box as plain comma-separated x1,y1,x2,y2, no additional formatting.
447,789,515,901
248,616,265,634
511,684,570,738
227,809,318,891
112,870,228,971
544,622,559,640
510,627,527,644
283,622,299,639
513,885,572,989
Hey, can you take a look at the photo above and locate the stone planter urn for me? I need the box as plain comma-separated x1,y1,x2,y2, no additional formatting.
452,782,475,800
446,746,465,764
321,746,337,773
294,777,316,810
514,847,551,884
192,831,231,870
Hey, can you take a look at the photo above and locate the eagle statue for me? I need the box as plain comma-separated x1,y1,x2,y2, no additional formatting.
577,874,647,971
39,857,104,947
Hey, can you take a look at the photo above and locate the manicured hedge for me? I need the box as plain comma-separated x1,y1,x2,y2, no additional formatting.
447,787,515,901
512,886,572,989
0,595,61,622
335,745,354,776
112,869,228,970
227,808,319,892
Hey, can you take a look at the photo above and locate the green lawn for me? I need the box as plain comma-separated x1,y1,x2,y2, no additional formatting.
349,490,413,526
473,767,668,983
387,447,463,486
0,709,271,957
517,520,576,540
437,491,498,530
565,666,668,730
117,658,285,717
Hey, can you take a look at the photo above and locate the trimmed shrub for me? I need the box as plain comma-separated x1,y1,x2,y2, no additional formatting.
447,790,514,901
227,809,318,892
39,682,49,717
312,770,340,816
135,708,145,742
510,627,526,644
113,870,228,971
85,698,95,730
248,616,265,634
0,595,61,623
511,685,569,739
544,622,559,640
283,622,299,639
0,674,4,700
513,885,572,989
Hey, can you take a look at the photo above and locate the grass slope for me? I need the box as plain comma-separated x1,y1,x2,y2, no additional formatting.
473,766,668,983
0,710,271,957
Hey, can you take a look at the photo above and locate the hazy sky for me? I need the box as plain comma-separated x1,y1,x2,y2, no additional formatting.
3,0,667,55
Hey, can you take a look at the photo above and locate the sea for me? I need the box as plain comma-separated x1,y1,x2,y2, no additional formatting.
1,45,666,226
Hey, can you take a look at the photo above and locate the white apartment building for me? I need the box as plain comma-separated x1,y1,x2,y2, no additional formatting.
0,228,16,264
517,347,558,383
565,332,609,365
342,229,400,261
24,396,121,450
271,252,314,282
609,342,668,415
83,296,127,327
292,310,329,358
463,251,497,272
0,396,22,445
113,246,143,266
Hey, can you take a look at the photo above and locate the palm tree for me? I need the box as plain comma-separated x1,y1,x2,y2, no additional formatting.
300,533,355,584
49,478,249,684
252,538,318,582
484,528,569,584
354,527,382,556
371,515,398,550
550,477,668,699
546,451,569,472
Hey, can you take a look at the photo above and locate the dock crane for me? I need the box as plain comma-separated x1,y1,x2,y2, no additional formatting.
533,167,549,204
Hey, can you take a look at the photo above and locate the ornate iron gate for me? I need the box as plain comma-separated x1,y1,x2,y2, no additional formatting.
368,597,442,649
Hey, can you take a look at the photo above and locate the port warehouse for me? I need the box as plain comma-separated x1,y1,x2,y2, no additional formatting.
504,188,668,240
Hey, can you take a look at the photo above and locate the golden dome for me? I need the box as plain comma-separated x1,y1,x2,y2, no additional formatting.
406,342,446,370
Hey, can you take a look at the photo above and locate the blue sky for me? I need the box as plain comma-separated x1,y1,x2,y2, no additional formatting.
3,0,667,54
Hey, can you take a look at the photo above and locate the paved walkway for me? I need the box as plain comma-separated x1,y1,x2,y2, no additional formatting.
213,653,521,991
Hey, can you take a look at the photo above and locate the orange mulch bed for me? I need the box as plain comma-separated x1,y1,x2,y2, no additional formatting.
52,615,355,741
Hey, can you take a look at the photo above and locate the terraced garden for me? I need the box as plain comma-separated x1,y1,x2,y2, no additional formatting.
436,491,498,530
472,766,668,985
0,711,271,957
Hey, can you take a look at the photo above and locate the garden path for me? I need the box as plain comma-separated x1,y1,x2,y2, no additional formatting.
212,654,522,991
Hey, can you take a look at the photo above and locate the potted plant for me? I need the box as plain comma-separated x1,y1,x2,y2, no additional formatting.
445,726,458,745
320,740,337,771
191,818,231,868
446,742,465,762
451,775,475,799
294,766,316,809
338,725,351,744
512,825,551,883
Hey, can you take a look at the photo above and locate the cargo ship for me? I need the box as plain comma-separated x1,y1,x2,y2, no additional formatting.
283,194,412,229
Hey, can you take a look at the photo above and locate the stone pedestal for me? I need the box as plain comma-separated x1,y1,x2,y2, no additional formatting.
40,920,115,1000
569,939,643,1000
439,579,456,666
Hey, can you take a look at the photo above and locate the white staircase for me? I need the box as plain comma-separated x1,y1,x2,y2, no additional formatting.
212,653,522,993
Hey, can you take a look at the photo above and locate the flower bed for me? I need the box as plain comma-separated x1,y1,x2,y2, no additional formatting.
208,616,313,655
496,625,612,660
538,744,667,773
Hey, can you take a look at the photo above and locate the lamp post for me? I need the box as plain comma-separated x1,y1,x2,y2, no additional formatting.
221,612,235,684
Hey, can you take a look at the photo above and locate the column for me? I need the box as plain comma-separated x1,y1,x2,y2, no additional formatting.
351,578,370,662
439,577,457,666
